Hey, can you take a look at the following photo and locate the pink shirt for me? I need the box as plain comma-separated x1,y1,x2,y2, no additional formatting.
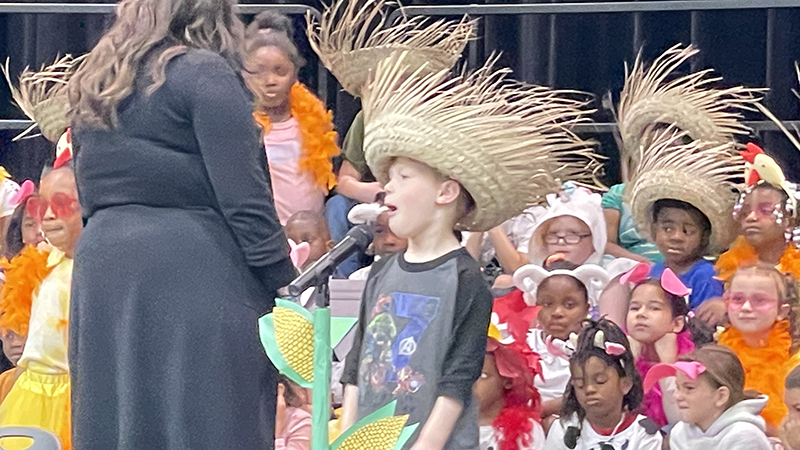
264,118,325,224
275,407,311,450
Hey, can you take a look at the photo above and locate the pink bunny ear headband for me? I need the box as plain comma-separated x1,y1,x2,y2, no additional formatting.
619,262,691,300
9,180,35,207
643,361,706,393
513,263,611,307
288,239,310,270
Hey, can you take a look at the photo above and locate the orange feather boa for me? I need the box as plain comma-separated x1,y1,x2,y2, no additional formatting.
253,82,339,191
718,320,800,428
0,246,52,337
715,236,800,282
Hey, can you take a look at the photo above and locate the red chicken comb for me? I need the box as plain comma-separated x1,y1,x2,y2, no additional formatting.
740,142,765,163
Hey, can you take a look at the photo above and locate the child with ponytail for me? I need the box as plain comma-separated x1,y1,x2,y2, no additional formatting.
621,262,714,428
242,12,339,224
644,345,772,449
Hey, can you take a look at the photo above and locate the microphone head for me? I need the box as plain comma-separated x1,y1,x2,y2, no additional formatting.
345,224,374,251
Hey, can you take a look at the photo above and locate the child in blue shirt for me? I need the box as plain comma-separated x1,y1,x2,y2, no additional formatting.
647,199,723,310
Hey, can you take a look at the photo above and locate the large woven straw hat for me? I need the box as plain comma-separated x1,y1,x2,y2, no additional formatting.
617,44,760,169
626,127,743,255
2,55,85,142
362,53,602,231
306,0,474,98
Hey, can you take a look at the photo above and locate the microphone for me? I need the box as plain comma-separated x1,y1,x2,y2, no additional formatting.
288,224,374,297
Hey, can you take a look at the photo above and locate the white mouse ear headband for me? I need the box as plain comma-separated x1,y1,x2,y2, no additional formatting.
513,263,611,307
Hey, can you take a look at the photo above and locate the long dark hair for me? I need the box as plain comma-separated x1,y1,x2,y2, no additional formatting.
631,279,715,346
4,202,27,260
561,319,643,424
69,0,245,129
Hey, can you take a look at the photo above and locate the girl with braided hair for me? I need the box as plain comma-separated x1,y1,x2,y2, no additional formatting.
544,319,662,450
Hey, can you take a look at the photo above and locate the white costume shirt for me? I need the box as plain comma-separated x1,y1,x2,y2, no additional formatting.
527,329,571,402
545,413,662,450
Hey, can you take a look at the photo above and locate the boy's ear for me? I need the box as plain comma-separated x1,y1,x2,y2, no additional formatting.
671,315,686,334
435,179,462,207
326,240,335,251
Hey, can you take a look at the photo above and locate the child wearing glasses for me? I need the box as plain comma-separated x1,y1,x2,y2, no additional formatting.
718,263,800,434
716,144,800,282
527,186,606,267
0,164,82,450
242,12,339,225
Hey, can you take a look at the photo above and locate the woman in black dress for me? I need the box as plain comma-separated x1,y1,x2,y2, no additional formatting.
68,1,295,448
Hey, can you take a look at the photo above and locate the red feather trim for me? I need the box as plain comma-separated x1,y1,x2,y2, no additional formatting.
493,406,542,450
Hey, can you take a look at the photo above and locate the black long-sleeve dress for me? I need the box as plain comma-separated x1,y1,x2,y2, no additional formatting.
70,49,296,450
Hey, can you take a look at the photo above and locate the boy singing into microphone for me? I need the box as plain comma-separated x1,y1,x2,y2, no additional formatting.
337,51,598,449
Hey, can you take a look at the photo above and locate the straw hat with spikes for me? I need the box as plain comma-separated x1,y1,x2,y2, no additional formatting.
362,52,602,231
617,44,761,170
2,55,85,143
625,126,743,255
306,0,475,98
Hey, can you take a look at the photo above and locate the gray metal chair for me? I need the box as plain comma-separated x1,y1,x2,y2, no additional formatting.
0,427,61,450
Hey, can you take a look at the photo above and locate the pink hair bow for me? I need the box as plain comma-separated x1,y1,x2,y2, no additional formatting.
593,330,626,356
288,239,310,270
619,262,690,298
643,361,707,392
9,180,34,207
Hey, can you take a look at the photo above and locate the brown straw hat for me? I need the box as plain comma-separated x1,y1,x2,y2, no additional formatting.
617,44,761,169
2,54,85,142
306,0,475,98
363,52,602,231
625,126,743,254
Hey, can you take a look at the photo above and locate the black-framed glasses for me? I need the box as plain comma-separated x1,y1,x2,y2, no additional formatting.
544,232,592,245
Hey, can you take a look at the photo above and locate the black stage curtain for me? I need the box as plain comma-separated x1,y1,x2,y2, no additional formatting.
2,0,800,184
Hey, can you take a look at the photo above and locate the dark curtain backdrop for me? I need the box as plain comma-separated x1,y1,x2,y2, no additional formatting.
2,0,800,185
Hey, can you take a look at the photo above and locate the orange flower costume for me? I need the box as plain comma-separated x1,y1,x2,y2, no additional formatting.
716,236,800,282
253,82,339,192
718,320,800,429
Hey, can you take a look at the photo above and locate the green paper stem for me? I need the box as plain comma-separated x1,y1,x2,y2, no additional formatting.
312,306,332,449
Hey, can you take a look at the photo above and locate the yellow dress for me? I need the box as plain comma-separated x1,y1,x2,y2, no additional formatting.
0,250,72,450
